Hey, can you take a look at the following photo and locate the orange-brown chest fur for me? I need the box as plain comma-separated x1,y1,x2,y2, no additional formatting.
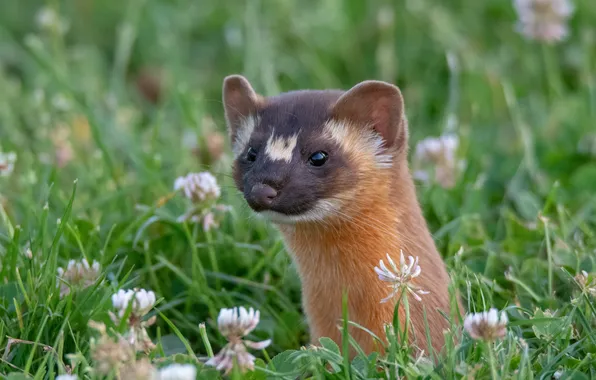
276,161,456,354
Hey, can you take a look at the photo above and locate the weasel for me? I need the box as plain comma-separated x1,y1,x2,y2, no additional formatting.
222,75,459,354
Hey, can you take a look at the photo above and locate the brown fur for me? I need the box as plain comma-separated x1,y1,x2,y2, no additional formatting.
222,75,462,356
278,150,455,355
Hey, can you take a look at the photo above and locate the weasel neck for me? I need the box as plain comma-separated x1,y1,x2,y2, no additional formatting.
278,162,436,275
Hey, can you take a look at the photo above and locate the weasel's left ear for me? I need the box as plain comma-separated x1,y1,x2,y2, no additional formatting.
222,75,263,147
331,80,407,150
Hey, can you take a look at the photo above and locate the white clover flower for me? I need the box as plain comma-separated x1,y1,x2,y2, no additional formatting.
157,363,197,380
174,172,221,203
112,288,156,319
56,375,78,380
413,134,464,189
513,0,574,43
463,308,509,341
36,6,70,35
110,288,157,352
374,251,430,303
119,358,157,380
57,259,101,297
575,270,596,297
205,306,271,375
0,151,17,177
217,307,261,338
90,333,136,376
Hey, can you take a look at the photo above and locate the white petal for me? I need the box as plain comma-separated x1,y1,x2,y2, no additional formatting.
239,306,249,323
407,256,415,272
237,351,256,370
487,308,499,326
174,177,185,191
217,352,233,371
244,339,271,350
499,311,508,324
386,254,399,274
463,315,473,331
399,251,406,271
148,291,156,306
205,356,219,367
158,363,197,380
379,259,391,275
380,287,398,303
411,265,421,278
375,266,396,282
409,288,422,302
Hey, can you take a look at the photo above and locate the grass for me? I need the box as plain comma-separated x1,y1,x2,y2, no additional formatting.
0,0,595,378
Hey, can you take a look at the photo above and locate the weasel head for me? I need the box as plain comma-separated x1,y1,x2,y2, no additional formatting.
222,75,409,225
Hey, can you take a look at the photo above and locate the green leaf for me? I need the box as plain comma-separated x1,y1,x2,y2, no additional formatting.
6,374,32,380
512,190,542,221
532,310,571,341
197,365,223,380
243,359,267,380
267,350,302,379
158,334,191,356
569,163,596,194
319,337,341,355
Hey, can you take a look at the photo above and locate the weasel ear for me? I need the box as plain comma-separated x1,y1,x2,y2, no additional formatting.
331,80,407,150
222,75,262,143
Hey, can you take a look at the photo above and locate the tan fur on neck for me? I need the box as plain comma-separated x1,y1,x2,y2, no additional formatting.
277,141,457,355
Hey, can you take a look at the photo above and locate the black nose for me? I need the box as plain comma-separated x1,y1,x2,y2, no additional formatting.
247,184,278,210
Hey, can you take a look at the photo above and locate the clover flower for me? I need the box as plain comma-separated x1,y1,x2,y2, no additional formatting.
374,251,430,303
206,307,271,375
413,134,464,189
56,375,78,380
463,308,509,341
90,331,136,375
201,204,233,232
110,289,157,352
513,0,574,43
57,259,101,297
174,172,221,204
575,270,596,297
36,6,70,35
157,363,198,380
0,151,16,177
174,172,230,228
112,289,156,319
119,358,157,380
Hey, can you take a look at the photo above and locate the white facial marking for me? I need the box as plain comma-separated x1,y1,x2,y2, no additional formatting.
371,135,394,168
233,115,259,158
323,120,393,169
323,120,349,144
259,199,342,224
265,132,298,162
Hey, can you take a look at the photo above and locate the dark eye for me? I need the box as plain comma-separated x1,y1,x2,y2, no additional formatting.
308,151,328,167
246,147,257,162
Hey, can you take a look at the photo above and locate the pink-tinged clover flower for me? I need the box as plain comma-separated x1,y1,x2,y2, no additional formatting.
206,307,271,375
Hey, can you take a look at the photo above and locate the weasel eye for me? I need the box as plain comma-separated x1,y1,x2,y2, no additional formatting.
246,147,257,162
308,151,328,167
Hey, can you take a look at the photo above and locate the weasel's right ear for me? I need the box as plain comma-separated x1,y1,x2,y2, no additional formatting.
331,80,408,151
222,75,263,149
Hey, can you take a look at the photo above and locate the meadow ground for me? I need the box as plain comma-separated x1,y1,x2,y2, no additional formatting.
0,0,595,379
